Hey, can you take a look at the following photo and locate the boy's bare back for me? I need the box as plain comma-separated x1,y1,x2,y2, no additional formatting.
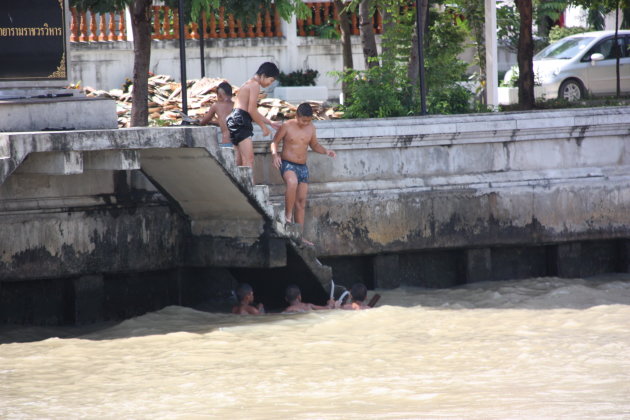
234,79,258,113
201,100,233,143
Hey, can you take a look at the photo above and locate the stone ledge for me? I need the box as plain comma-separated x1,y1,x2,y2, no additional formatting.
0,97,117,132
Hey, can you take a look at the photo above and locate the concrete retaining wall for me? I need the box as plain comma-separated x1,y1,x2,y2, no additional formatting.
253,106,630,285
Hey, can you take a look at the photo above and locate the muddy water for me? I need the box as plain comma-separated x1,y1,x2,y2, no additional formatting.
2,275,630,419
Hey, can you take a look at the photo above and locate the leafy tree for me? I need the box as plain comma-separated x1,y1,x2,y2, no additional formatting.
454,0,486,102
334,0,355,99
536,0,568,39
548,25,589,42
335,1,472,117
358,0,380,68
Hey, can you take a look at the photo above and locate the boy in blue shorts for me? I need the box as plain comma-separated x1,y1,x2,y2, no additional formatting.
270,103,336,243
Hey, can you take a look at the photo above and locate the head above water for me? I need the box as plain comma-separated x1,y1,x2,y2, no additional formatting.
350,283,367,302
285,284,302,303
236,283,254,302
217,81,233,98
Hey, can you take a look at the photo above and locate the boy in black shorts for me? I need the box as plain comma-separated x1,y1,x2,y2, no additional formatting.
227,62,282,168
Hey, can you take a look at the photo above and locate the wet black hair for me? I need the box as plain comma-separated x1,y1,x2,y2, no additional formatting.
296,103,313,117
350,283,367,302
235,283,253,302
218,81,232,97
285,284,301,302
256,62,280,79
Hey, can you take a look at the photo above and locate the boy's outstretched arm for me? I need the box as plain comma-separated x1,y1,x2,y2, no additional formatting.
199,104,217,126
270,124,287,169
309,130,336,157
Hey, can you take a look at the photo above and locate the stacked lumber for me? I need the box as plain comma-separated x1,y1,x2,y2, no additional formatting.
82,74,343,128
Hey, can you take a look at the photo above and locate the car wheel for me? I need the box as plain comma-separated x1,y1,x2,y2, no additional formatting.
559,79,584,101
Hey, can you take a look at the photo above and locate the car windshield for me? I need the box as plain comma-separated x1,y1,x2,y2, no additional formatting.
535,36,596,60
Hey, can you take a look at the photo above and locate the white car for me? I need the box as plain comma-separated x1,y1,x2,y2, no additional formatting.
504,30,630,101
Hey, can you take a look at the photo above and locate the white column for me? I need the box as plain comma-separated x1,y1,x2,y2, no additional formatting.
125,6,134,42
281,15,299,71
485,0,498,108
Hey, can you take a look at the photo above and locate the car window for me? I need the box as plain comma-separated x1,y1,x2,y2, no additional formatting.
582,37,624,61
535,36,596,60
625,36,630,58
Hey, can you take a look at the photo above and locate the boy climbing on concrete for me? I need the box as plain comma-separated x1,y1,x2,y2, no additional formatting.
227,62,282,168
270,103,336,243
231,283,265,315
199,81,234,147
283,284,337,313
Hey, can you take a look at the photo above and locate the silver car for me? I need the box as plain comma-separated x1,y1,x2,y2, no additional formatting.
504,30,630,101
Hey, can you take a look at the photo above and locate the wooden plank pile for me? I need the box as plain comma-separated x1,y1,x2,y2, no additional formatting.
82,74,343,128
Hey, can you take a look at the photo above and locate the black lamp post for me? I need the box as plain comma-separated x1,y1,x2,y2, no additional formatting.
199,13,206,78
415,0,427,115
178,0,188,115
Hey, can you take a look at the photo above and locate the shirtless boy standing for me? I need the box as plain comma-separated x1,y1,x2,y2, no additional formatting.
227,62,282,167
199,81,233,147
270,103,336,237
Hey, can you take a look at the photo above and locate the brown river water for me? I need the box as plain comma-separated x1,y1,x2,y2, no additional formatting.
2,274,630,419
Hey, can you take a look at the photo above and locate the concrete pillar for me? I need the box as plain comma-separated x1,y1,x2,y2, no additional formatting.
124,7,133,42
73,275,104,324
281,15,299,71
620,240,630,273
466,248,492,283
373,254,400,289
553,242,582,278
484,0,498,108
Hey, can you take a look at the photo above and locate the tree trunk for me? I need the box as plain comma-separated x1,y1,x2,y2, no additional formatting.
515,0,535,109
334,0,354,98
358,0,378,68
408,0,428,106
130,0,153,127
408,22,419,88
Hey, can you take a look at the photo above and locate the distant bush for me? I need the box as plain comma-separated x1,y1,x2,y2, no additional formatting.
335,64,410,119
428,85,475,115
277,69,319,86
549,26,589,43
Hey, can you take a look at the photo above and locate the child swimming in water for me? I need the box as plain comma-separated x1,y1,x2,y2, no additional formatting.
232,283,265,315
283,284,337,313
341,283,371,310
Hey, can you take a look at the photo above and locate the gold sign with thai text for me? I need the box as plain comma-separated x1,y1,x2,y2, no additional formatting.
0,0,67,81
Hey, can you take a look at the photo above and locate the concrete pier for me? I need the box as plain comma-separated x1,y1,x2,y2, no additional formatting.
0,126,330,324
1,106,630,324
